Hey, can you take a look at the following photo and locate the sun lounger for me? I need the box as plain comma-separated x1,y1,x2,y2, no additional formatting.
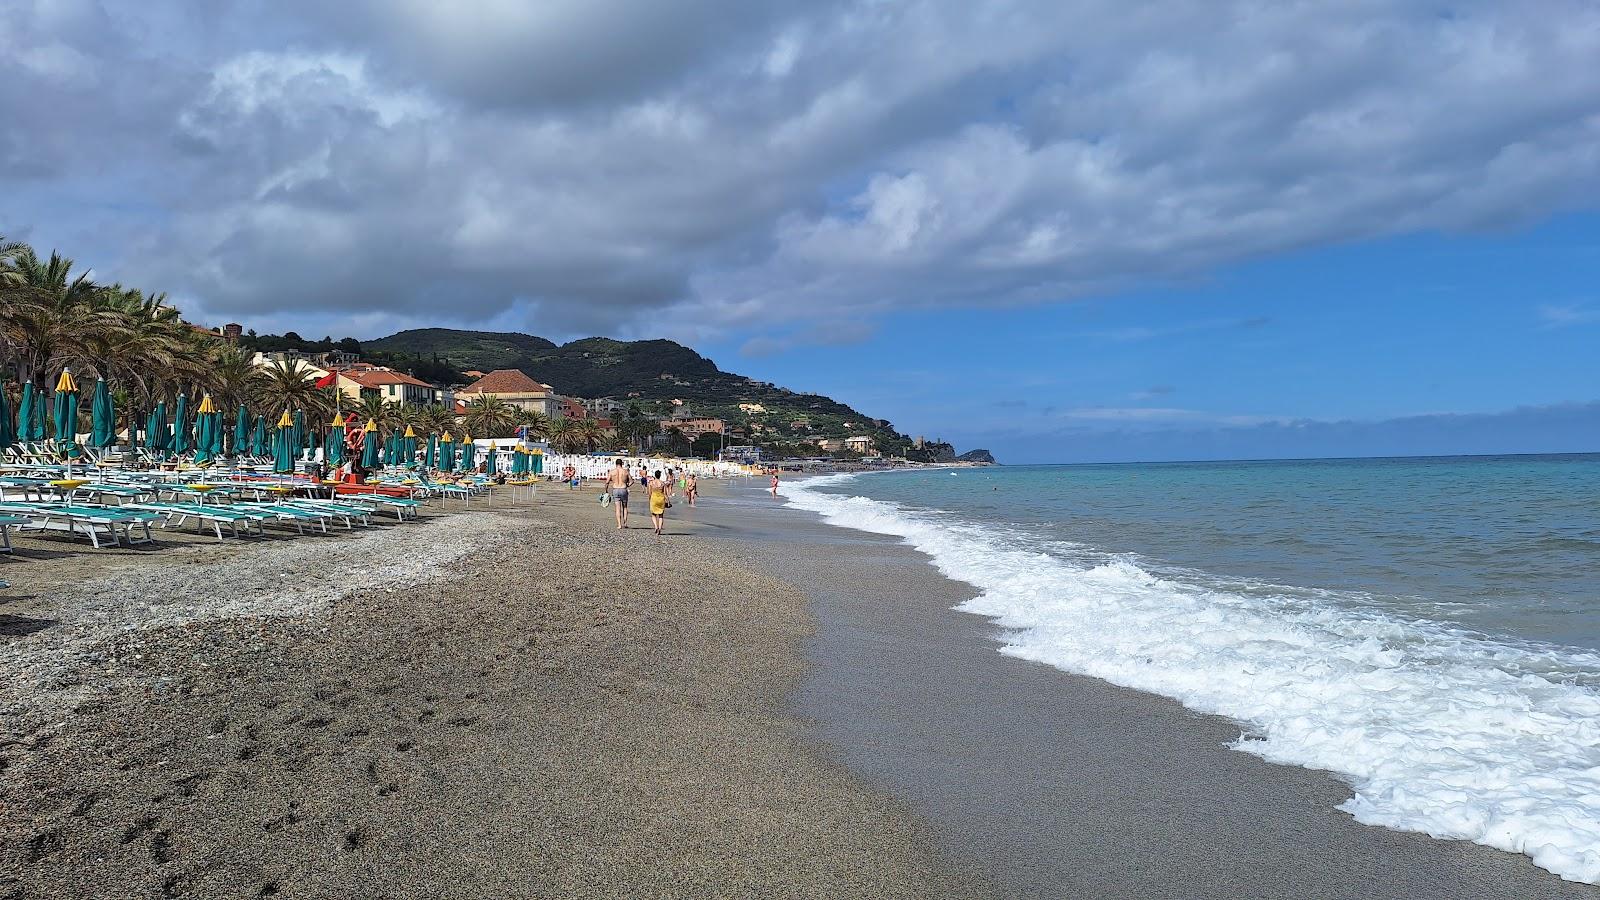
0,501,160,549
122,502,268,541
0,514,22,553
234,503,334,534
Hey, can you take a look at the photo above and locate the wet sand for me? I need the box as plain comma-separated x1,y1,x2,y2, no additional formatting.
0,485,985,899
689,479,1599,899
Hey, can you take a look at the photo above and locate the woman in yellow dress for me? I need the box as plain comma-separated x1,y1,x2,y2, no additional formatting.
649,469,669,536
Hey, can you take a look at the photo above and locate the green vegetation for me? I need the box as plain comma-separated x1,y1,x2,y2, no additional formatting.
368,328,927,455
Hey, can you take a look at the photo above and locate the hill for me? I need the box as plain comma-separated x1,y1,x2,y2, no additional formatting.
368,329,924,455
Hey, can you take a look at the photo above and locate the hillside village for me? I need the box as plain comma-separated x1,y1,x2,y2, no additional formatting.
222,324,987,464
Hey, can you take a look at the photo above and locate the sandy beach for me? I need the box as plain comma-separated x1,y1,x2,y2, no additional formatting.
0,485,985,899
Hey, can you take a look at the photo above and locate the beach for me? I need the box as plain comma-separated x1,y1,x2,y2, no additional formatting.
0,485,983,899
5,472,1597,898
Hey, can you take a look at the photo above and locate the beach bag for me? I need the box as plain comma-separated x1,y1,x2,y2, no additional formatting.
598,492,610,506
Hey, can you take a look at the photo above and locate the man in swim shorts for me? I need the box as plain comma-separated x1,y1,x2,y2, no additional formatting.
606,459,631,529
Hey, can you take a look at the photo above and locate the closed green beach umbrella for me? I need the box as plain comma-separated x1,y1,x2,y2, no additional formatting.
0,384,15,450
52,368,81,452
482,444,496,475
325,413,345,467
193,394,218,464
361,419,380,469
171,393,191,455
458,434,472,472
146,401,167,456
438,432,455,472
17,383,40,442
233,404,250,455
403,425,417,468
293,409,307,458
272,409,295,474
531,449,542,475
251,415,268,457
425,433,438,469
90,378,116,448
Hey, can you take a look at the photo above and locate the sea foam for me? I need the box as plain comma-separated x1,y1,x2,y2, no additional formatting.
785,474,1600,883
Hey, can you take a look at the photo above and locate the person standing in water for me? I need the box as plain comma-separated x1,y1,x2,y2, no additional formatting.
649,469,670,536
770,469,780,497
606,459,631,530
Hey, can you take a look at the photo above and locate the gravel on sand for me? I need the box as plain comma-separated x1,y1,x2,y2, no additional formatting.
0,493,986,899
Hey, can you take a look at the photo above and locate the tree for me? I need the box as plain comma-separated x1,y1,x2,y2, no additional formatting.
547,418,586,454
253,360,329,421
573,418,604,453
518,410,551,441
461,394,518,437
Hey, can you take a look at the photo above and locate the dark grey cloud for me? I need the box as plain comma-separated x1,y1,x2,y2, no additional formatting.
3,0,1599,343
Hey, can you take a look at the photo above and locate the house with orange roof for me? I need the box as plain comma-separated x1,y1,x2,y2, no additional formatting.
456,368,564,418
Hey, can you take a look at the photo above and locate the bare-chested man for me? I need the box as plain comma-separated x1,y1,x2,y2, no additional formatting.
606,459,632,529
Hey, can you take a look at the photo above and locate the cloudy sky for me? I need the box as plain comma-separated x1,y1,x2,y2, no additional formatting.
4,0,1599,461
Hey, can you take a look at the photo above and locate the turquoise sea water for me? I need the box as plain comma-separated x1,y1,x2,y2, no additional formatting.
785,453,1600,880
815,453,1600,651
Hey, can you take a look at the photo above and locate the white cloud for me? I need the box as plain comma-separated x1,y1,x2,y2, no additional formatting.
3,0,1600,341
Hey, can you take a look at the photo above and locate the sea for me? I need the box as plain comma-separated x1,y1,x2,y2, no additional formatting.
782,454,1600,883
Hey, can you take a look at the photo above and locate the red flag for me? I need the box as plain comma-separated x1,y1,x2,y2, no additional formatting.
314,371,337,389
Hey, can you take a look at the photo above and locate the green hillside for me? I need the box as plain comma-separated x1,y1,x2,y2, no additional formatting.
370,329,924,455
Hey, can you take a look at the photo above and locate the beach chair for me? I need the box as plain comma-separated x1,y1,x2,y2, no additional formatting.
0,514,21,553
122,502,268,541
0,501,160,548
236,503,334,534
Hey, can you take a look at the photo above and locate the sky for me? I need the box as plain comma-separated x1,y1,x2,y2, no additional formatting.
3,0,1598,462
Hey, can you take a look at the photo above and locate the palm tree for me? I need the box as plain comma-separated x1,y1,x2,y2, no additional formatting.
353,393,394,430
253,360,329,421
546,418,583,454
0,247,102,389
461,395,518,437
518,410,551,442
573,418,605,453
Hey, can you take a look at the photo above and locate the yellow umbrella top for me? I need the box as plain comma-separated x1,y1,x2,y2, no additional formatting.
462,432,472,444
441,430,453,442
196,393,217,414
331,411,346,428
277,408,293,428
404,424,416,438
54,367,78,393
364,418,378,433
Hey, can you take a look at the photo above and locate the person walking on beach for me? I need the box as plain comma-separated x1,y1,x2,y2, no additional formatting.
685,472,698,507
649,469,670,536
606,459,631,529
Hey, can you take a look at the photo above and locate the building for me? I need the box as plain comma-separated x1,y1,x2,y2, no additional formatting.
559,397,588,419
673,418,725,441
252,349,359,370
583,397,625,418
336,366,440,408
817,438,844,453
845,435,874,453
720,445,764,464
457,369,564,418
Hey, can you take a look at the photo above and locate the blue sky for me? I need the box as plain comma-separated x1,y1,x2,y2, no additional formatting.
4,2,1600,463
702,215,1600,463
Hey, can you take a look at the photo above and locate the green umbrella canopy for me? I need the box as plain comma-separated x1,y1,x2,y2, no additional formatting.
482,445,496,474
425,433,438,469
210,412,225,456
457,435,472,472
233,404,250,454
438,433,455,472
17,383,39,442
325,418,345,467
170,394,191,455
193,414,214,464
251,416,268,457
146,401,167,453
52,369,81,449
361,421,380,469
293,409,307,455
0,383,15,449
272,409,294,474
90,378,116,448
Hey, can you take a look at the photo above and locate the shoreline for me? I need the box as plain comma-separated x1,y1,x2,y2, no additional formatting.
701,476,1599,898
1,483,987,898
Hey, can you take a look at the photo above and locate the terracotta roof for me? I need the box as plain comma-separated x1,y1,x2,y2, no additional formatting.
342,368,433,389
459,369,552,395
